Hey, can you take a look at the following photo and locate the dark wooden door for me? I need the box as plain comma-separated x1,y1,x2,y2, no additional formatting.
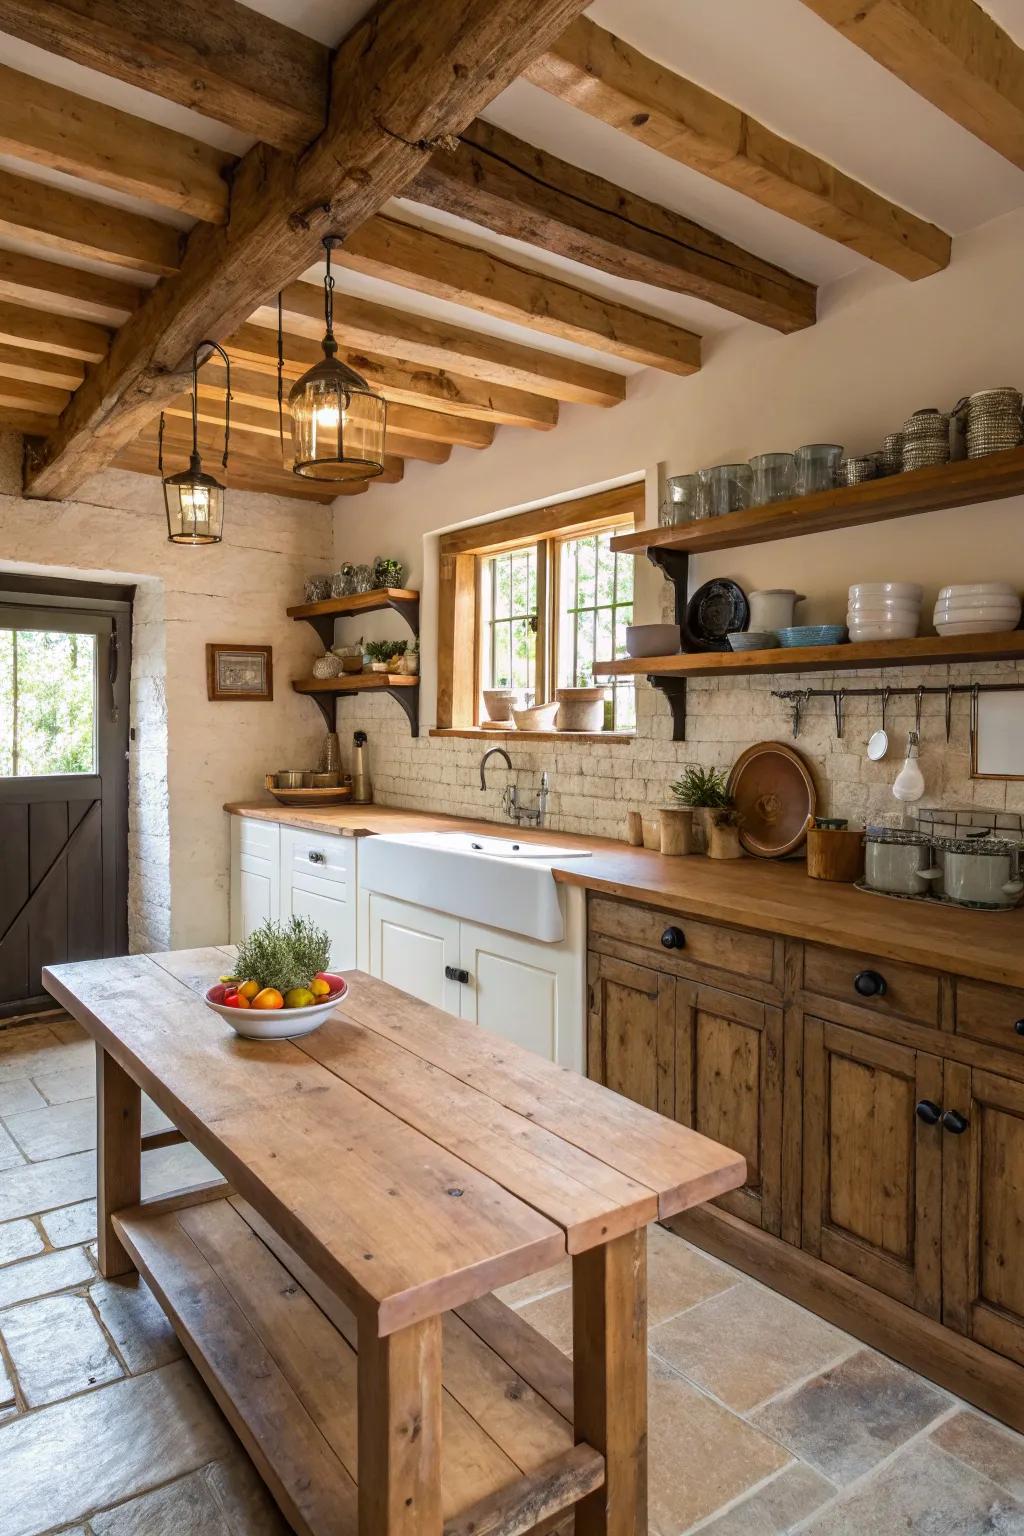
0,592,130,1015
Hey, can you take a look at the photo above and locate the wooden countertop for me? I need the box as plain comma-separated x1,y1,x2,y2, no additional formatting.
226,801,1024,990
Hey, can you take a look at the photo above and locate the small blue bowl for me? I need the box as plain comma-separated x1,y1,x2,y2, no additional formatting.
777,625,847,648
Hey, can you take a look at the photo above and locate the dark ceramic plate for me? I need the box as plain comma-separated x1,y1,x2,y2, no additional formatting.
685,579,749,651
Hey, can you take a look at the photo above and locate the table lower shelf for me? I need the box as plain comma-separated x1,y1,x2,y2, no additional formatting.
114,1195,603,1536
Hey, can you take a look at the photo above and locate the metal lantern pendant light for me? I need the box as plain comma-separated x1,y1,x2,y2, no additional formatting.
284,235,386,481
160,340,231,545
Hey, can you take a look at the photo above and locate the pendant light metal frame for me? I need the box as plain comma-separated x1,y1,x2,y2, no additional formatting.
281,236,387,483
160,340,232,546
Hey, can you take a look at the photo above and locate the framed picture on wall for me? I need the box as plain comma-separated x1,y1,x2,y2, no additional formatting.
206,644,274,701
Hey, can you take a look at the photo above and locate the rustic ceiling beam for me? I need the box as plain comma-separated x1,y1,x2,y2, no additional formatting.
139,416,404,483
0,166,183,276
336,215,702,374
113,442,357,503
226,323,558,430
800,0,1024,171
0,62,234,222
526,17,950,279
0,406,59,436
0,250,142,327
171,391,451,464
252,283,626,407
0,299,109,362
409,120,817,331
0,0,330,153
24,0,593,500
0,344,84,391
0,376,70,416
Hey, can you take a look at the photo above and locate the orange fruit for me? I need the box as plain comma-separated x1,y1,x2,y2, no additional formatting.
251,987,285,1010
309,977,331,998
237,979,260,1001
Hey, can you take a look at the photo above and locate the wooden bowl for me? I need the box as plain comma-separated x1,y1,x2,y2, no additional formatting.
264,774,353,807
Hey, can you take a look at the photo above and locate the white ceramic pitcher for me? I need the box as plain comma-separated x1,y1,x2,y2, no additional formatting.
748,589,805,632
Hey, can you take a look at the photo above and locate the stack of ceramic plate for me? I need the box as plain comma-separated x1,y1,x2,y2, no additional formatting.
901,409,950,470
933,582,1022,636
961,389,1023,459
847,582,922,641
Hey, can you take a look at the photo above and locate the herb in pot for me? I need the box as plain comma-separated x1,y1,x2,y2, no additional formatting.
669,765,731,808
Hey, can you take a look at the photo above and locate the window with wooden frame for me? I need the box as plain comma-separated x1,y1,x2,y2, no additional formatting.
436,483,643,735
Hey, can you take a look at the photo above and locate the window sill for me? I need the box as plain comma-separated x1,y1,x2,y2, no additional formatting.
429,728,636,744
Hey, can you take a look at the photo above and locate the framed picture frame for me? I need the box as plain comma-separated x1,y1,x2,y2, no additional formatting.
206,643,273,702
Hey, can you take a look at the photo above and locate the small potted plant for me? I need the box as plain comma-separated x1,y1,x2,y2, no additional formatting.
401,638,420,676
708,806,744,860
668,765,732,854
364,639,407,672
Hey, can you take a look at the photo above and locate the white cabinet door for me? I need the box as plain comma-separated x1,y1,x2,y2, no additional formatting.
230,818,280,944
366,892,462,1014
458,919,583,1071
280,829,357,971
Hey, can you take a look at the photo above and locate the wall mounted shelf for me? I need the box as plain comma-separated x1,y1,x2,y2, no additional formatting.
287,588,419,649
292,672,419,736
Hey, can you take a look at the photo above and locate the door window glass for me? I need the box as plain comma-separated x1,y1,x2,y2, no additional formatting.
0,629,98,776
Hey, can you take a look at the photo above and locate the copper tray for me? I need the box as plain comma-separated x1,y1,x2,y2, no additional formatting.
727,742,816,858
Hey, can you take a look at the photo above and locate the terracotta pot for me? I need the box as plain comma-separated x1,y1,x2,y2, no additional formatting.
708,822,743,860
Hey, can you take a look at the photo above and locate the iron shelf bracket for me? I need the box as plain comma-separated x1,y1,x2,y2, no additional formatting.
298,684,420,738
386,684,420,737
647,675,688,741
647,546,692,741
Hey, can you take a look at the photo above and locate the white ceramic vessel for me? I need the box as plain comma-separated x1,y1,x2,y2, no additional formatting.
205,978,348,1040
848,619,920,641
935,617,1021,636
748,589,804,631
849,582,923,602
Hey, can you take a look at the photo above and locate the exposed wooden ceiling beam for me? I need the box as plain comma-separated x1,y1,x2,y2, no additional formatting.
0,166,183,276
150,414,406,484
252,284,626,407
0,61,234,223
24,0,593,500
800,0,1024,171
526,17,950,279
337,216,701,375
409,120,817,331
0,0,330,154
0,343,83,391
114,441,354,503
0,376,70,416
0,250,142,327
0,300,109,362
172,392,452,465
0,406,59,436
225,322,558,430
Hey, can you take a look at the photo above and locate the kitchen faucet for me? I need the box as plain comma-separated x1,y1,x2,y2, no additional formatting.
479,747,549,828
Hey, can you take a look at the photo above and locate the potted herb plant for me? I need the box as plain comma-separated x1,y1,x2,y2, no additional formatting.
364,639,407,673
668,765,732,854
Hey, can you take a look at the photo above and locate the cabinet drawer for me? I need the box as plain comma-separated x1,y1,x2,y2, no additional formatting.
955,978,1024,1052
237,816,279,860
284,828,353,891
588,896,775,986
803,943,939,1028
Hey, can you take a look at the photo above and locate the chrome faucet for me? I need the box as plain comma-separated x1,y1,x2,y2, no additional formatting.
479,748,549,828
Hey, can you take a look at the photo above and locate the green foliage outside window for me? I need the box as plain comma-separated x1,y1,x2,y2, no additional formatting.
0,629,97,777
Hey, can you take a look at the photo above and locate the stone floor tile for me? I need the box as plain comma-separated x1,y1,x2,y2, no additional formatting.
0,1122,25,1172
205,1453,291,1534
647,1356,791,1536
1,1293,123,1407
932,1411,1024,1501
0,1246,93,1309
39,1200,96,1250
0,1079,46,1116
0,1360,233,1536
0,1219,44,1267
690,1461,836,1536
647,1226,739,1326
801,1438,1024,1535
91,1468,230,1536
143,1141,220,1198
29,1066,94,1107
496,1258,572,1309
6,1096,169,1163
0,1032,94,1084
752,1348,951,1486
90,1276,182,1375
0,1151,96,1222
0,1349,14,1409
650,1279,854,1413
516,1284,574,1355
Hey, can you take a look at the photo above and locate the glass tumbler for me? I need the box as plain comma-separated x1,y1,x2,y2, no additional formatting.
749,452,795,506
697,463,753,518
659,473,698,526
352,563,374,593
794,443,843,495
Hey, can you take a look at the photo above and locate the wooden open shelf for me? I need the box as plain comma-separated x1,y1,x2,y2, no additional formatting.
286,587,419,621
115,1194,601,1536
611,446,1024,556
593,629,1024,679
293,671,417,694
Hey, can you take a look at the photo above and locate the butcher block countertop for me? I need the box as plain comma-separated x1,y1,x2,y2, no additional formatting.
226,800,1024,989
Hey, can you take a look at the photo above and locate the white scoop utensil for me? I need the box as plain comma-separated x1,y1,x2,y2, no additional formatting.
867,687,891,761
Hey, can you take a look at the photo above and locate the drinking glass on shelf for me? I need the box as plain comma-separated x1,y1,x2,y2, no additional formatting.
794,443,843,495
696,463,753,518
352,564,374,593
749,452,795,505
659,473,698,525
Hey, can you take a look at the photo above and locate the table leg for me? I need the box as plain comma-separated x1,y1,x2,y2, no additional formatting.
573,1228,648,1535
96,1046,141,1278
358,1314,443,1535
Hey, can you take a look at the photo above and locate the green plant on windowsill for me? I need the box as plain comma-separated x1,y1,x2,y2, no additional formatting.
669,764,731,808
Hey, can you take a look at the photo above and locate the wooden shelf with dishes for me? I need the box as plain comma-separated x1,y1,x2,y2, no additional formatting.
288,589,420,736
286,588,419,647
292,672,419,736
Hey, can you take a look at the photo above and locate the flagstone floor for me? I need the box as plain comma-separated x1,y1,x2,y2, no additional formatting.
1,1012,1024,1535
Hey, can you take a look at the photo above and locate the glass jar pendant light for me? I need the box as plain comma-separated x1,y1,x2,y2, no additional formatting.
284,235,387,482
160,341,231,545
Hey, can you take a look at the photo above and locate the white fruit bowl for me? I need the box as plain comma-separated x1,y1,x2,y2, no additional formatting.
204,977,347,1039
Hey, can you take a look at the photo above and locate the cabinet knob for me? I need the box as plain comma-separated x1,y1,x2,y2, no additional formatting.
942,1109,969,1135
1014,1019,1024,1036
444,965,470,984
915,1099,942,1126
854,969,887,998
661,926,686,950
308,850,326,864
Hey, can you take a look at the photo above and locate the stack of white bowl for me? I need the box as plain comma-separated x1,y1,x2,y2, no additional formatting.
934,582,1022,636
848,582,922,641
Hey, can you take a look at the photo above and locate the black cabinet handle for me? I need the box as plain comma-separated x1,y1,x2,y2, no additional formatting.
308,850,326,865
854,969,887,998
915,1099,942,1125
1014,1019,1024,1036
942,1109,969,1135
661,926,685,950
445,965,470,984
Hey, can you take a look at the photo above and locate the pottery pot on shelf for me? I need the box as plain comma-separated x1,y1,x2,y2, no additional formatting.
555,685,606,732
482,687,518,723
708,818,743,860
659,807,694,857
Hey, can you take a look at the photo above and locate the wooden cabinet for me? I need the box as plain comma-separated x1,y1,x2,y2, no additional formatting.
229,817,280,944
279,827,357,970
366,890,463,1015
587,952,675,1116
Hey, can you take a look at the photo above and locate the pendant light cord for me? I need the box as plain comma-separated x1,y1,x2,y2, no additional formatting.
277,292,285,460
192,339,232,469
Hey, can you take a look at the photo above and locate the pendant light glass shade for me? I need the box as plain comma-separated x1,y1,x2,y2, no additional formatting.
161,341,231,546
284,237,386,482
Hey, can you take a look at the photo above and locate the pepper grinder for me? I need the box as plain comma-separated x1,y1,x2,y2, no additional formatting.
351,730,372,803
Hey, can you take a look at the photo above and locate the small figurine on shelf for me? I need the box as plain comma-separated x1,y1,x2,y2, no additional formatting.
373,556,405,589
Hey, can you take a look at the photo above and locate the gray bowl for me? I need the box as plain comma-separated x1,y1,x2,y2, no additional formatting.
625,623,681,658
727,631,777,651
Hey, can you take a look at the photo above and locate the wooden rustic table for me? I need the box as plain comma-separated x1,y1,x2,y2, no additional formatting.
43,948,745,1536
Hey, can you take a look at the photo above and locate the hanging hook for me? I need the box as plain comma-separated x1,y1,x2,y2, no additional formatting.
791,688,810,739
945,684,954,743
969,683,980,765
881,685,892,737
833,687,845,740
915,685,924,737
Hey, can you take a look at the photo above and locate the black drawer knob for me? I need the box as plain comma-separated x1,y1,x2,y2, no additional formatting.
915,1099,942,1126
942,1109,969,1135
444,965,470,984
661,926,685,950
1015,1019,1024,1037
854,969,887,998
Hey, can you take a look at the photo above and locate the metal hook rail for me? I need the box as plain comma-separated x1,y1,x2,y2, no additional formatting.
771,681,1024,740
